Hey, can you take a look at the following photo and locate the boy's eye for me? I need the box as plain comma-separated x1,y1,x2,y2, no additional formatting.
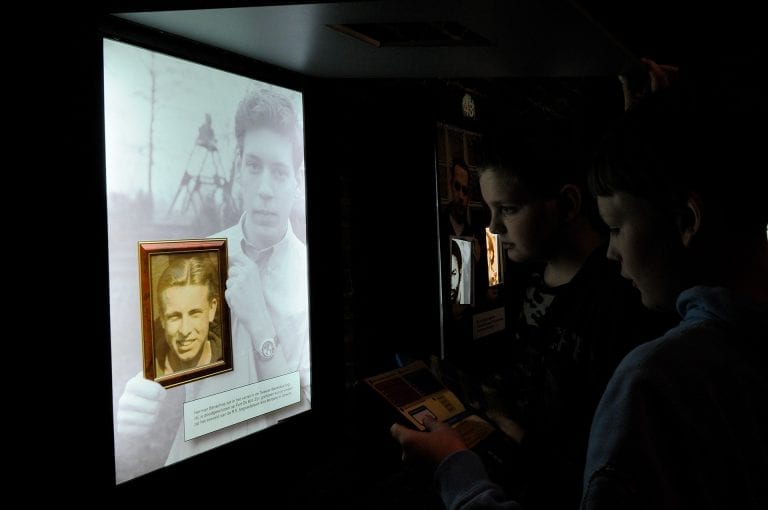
272,165,290,179
244,156,264,173
500,205,520,215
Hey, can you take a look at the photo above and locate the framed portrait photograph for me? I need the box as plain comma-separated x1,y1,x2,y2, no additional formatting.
485,228,503,287
449,236,475,307
138,239,233,388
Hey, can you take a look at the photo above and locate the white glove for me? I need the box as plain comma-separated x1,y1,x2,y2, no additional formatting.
116,371,166,437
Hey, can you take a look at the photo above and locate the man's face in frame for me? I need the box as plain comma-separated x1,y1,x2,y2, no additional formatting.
160,284,217,365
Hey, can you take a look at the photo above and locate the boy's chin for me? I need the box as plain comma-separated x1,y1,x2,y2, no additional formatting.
639,291,671,312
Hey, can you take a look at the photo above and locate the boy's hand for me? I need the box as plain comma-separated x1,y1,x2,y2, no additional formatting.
390,416,468,465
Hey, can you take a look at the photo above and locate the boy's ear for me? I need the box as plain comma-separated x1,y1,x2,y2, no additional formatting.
208,296,218,322
233,151,243,178
678,192,703,247
558,184,582,222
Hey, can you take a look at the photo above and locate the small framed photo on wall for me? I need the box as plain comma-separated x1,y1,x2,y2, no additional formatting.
449,236,475,307
485,228,503,287
138,238,233,388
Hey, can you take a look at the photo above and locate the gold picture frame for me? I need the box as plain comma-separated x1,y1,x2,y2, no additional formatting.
139,239,233,388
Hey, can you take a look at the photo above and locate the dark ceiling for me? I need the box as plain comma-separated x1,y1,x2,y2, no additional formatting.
108,0,642,79
99,0,765,85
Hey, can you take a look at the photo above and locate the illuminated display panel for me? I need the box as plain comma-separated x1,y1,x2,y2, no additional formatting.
104,37,311,484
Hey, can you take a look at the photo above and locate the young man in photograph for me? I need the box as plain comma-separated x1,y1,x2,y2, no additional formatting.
116,87,310,476
153,255,222,377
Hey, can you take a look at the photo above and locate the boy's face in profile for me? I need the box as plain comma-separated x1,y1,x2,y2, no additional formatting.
239,127,299,248
597,191,686,311
480,170,559,264
160,284,218,364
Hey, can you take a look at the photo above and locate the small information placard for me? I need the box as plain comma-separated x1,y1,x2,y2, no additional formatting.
183,371,300,440
473,307,506,339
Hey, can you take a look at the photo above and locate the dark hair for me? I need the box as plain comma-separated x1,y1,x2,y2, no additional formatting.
157,255,219,313
451,239,463,271
235,88,303,174
450,239,463,302
590,79,768,235
480,136,603,230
